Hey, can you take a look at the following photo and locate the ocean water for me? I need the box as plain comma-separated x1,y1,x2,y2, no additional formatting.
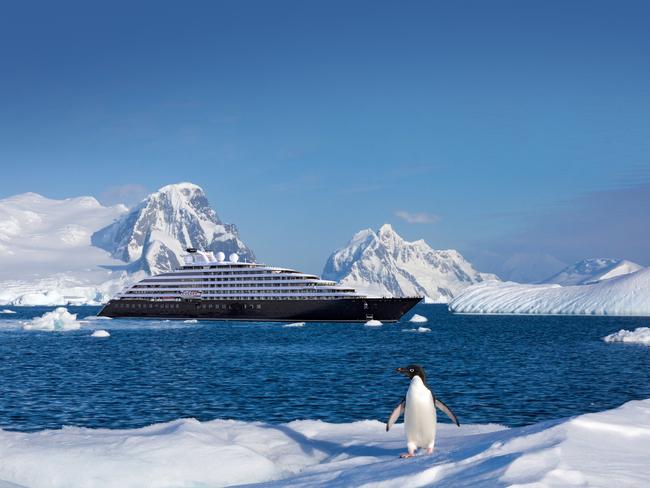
1,305,649,432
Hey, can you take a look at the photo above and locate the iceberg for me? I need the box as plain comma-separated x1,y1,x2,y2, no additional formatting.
90,330,110,338
0,399,648,487
408,313,428,323
22,307,82,331
364,319,382,326
450,268,650,316
0,309,16,314
403,327,431,333
283,322,305,328
183,319,198,324
603,327,650,345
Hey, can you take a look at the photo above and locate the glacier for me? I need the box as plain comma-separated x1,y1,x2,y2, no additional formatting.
450,267,650,316
323,224,498,303
0,399,649,487
0,183,254,306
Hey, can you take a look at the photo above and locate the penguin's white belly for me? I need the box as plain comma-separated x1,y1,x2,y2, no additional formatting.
404,378,436,448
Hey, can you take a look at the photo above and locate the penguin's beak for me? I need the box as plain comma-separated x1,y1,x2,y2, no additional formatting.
396,367,409,375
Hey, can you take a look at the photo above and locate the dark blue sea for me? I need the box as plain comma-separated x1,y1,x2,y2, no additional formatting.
1,305,649,432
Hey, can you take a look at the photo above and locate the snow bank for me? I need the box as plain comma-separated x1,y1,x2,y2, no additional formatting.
450,267,650,316
364,319,382,326
603,327,650,345
0,400,649,488
22,308,82,331
90,330,110,338
408,313,428,323
283,322,305,328
0,310,15,314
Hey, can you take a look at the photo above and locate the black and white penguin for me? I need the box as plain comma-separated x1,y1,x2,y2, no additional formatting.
386,364,460,458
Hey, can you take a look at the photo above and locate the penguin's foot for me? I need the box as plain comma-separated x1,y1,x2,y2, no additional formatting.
425,447,434,455
399,452,414,459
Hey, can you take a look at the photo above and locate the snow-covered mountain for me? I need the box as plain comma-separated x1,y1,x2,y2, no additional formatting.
0,183,254,305
92,182,254,274
541,258,643,286
449,266,650,316
322,224,499,303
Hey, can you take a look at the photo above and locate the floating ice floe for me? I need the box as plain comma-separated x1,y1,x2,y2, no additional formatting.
403,327,431,333
0,399,649,487
409,313,428,323
83,315,112,321
283,322,305,328
91,330,110,338
603,327,650,345
364,319,382,326
0,309,16,314
183,319,198,324
22,307,82,331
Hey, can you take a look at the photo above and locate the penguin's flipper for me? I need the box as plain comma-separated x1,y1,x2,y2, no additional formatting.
386,400,405,431
434,398,460,427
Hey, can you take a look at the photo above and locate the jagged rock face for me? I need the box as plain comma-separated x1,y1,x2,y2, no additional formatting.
540,258,643,286
92,183,254,274
323,224,498,303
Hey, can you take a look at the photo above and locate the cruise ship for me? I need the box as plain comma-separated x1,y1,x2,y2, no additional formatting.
98,249,421,322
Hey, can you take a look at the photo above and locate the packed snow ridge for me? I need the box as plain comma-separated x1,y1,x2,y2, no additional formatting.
1,399,649,487
450,267,650,316
604,327,650,345
323,224,498,303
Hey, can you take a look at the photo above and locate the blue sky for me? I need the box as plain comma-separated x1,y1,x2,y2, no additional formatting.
1,1,649,278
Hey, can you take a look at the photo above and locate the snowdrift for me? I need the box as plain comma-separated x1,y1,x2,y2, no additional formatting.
450,267,650,316
1,400,649,487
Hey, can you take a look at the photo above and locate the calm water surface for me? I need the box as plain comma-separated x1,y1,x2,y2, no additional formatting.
1,305,649,431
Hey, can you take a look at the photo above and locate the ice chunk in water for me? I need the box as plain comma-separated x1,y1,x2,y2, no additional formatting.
23,307,81,331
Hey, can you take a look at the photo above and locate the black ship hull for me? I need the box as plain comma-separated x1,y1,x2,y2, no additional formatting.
97,297,421,322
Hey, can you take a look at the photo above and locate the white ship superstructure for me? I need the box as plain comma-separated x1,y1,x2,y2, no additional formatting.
118,249,364,301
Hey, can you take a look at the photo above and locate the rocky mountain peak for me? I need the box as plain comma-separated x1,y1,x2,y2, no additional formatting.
91,182,254,275
323,224,498,303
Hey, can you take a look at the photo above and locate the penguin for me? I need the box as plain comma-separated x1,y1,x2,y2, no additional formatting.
386,364,460,458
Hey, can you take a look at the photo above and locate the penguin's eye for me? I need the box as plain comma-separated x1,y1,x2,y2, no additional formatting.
409,368,414,372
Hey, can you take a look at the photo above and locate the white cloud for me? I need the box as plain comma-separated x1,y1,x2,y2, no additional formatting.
394,210,440,224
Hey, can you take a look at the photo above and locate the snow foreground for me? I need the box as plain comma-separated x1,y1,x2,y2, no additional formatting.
450,267,650,316
604,327,650,345
0,400,649,488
